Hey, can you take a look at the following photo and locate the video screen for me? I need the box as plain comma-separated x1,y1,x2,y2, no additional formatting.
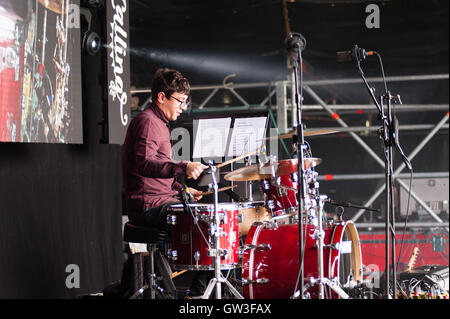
0,0,82,143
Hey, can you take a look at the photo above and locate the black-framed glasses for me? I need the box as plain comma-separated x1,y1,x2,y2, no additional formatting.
169,95,190,108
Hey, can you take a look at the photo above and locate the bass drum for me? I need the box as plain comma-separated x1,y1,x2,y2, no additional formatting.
242,221,362,299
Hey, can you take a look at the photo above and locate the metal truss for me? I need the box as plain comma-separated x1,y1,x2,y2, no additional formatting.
131,73,449,231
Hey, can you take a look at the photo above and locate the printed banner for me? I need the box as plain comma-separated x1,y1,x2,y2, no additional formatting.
106,0,130,144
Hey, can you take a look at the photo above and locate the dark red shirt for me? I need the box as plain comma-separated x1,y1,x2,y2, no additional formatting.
122,103,187,221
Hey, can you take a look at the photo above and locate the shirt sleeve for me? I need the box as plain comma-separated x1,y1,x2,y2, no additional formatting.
132,115,188,178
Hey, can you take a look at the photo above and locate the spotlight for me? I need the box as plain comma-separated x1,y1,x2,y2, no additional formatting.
83,31,101,55
80,8,101,55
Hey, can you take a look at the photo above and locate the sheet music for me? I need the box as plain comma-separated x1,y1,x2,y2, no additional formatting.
226,117,267,157
193,117,232,158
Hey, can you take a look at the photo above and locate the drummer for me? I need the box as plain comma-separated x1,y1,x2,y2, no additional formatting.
122,67,207,230
122,68,210,298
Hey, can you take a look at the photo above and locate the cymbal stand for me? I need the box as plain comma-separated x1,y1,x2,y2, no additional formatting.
244,155,253,201
199,162,244,299
310,195,350,299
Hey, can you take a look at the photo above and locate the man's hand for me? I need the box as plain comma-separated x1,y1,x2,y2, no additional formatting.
186,162,208,180
187,187,203,201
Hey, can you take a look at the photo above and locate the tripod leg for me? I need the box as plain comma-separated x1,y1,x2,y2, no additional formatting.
191,278,217,299
222,277,244,299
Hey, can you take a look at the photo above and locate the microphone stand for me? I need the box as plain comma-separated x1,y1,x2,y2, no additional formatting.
291,41,307,299
352,46,399,299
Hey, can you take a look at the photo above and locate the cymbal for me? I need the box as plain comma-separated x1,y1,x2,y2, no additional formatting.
200,185,237,196
262,129,339,141
224,158,322,182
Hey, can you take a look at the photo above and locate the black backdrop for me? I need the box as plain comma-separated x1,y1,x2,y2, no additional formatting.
0,7,123,298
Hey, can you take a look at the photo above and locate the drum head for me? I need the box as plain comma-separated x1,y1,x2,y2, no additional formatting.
330,221,363,286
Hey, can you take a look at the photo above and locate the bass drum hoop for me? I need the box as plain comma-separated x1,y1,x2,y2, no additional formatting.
328,220,363,289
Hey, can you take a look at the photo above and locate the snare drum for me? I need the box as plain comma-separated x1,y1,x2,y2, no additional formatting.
242,221,362,299
167,203,240,271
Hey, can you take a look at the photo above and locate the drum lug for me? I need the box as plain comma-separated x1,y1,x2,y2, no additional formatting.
215,227,227,237
244,243,272,252
167,249,178,261
219,212,227,224
194,251,200,266
242,278,269,285
277,187,288,196
166,214,177,225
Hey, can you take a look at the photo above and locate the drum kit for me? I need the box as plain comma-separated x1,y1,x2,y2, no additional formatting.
165,128,363,299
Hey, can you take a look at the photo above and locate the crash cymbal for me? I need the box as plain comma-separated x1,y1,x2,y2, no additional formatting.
224,158,322,182
262,129,339,141
200,185,237,196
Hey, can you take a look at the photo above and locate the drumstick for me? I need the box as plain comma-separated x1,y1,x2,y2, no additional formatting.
216,149,259,168
200,185,237,196
172,270,187,278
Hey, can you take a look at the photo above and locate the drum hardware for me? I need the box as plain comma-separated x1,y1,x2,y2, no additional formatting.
323,241,353,253
194,252,201,268
207,248,228,257
245,156,254,201
277,186,289,196
267,200,276,210
167,249,178,261
303,277,350,299
244,243,272,252
278,184,297,193
261,221,279,230
242,278,269,285
197,162,244,299
166,214,177,225
271,210,298,221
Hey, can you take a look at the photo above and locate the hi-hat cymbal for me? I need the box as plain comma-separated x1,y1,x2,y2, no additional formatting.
224,158,322,182
262,129,339,141
200,185,237,196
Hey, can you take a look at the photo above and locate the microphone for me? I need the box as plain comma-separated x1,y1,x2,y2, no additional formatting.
285,32,306,51
336,45,374,62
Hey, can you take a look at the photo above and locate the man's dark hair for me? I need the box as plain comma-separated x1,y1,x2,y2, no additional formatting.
151,68,190,102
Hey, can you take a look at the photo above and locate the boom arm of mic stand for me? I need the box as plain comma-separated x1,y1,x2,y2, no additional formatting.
356,60,383,116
